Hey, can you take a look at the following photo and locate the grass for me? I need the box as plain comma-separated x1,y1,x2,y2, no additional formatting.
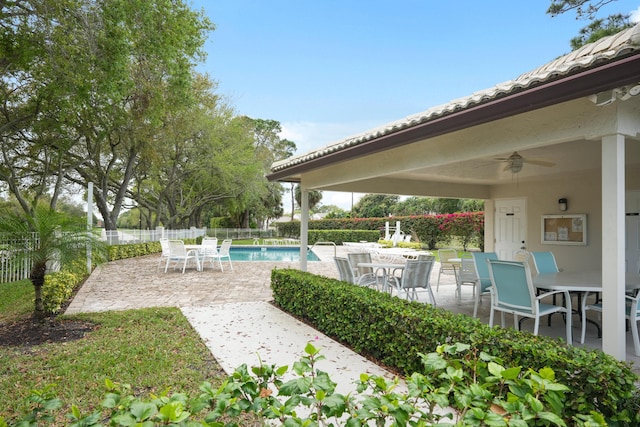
0,283,232,424
0,280,33,322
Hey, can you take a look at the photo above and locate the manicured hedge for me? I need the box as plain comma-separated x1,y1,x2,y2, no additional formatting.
275,212,484,250
308,229,381,245
107,241,162,260
270,268,640,424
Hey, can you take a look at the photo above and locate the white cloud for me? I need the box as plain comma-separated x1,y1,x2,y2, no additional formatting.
631,6,640,23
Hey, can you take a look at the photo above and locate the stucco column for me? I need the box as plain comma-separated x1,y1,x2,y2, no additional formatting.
299,187,309,272
601,134,626,360
484,199,495,252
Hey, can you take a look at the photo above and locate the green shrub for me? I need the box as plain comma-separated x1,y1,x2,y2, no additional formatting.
308,229,381,244
2,343,608,426
42,271,79,314
270,268,640,425
275,212,484,250
107,241,163,260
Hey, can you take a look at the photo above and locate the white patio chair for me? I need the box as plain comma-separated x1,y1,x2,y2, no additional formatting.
487,259,571,342
199,237,221,270
513,249,530,263
164,240,200,273
213,239,233,271
436,248,458,291
346,252,380,288
334,257,356,284
470,252,499,318
157,238,170,269
456,256,477,300
581,289,640,356
531,251,560,274
531,251,566,325
389,258,436,305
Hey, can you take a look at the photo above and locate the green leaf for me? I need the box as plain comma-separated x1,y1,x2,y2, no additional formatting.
129,401,157,420
487,361,505,377
304,341,319,356
279,378,312,396
501,366,521,380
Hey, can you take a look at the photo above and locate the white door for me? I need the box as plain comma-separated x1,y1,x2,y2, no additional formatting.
494,199,527,260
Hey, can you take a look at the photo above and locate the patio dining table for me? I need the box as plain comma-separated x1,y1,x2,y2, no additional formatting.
532,271,640,343
357,261,406,294
184,244,205,271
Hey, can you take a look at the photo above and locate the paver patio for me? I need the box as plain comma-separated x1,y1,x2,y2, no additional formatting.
65,245,640,375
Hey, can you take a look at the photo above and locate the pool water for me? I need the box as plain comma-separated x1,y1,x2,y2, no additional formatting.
229,246,320,262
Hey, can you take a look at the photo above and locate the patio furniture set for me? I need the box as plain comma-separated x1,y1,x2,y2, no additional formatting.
159,237,233,273
336,248,640,352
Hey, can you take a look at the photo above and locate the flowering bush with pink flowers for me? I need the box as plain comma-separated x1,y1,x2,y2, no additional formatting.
276,212,485,250
436,211,485,251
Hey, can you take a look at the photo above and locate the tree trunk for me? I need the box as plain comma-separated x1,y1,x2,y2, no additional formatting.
30,262,47,320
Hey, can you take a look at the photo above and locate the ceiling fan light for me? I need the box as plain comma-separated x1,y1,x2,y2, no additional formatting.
510,161,523,173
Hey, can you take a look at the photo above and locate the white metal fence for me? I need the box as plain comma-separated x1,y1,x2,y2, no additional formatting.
0,233,37,284
102,227,275,245
0,228,276,284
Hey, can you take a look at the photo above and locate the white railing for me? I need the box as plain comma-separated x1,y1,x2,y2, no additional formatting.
101,227,275,245
0,227,278,283
0,233,37,284
101,228,208,245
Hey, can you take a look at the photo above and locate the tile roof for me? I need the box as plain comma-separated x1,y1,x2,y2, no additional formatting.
272,24,640,173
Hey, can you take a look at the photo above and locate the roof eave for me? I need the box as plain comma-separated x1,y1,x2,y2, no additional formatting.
267,53,640,183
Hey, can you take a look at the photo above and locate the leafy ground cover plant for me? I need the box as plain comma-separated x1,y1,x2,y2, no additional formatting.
2,342,607,426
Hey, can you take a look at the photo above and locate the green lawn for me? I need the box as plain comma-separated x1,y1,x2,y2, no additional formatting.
0,281,239,424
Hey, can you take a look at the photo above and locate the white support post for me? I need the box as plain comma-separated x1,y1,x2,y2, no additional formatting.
601,134,626,360
300,187,309,272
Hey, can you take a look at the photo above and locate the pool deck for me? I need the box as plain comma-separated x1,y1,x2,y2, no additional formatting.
65,245,640,383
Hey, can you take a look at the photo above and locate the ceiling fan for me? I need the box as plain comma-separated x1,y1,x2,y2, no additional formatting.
495,151,555,174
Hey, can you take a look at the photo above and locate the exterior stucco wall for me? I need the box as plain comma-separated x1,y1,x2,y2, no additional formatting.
490,171,602,272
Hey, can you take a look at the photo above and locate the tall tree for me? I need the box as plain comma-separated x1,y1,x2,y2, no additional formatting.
0,0,214,229
225,118,296,228
294,185,323,212
140,90,262,228
352,194,399,218
62,0,214,230
0,0,88,216
547,0,634,49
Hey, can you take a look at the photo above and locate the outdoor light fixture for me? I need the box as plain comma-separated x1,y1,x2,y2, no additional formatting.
558,198,568,211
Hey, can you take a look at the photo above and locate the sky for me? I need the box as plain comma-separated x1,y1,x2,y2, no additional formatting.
189,0,640,211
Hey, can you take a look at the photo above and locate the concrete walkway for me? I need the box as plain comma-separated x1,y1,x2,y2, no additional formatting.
65,245,640,384
65,245,464,395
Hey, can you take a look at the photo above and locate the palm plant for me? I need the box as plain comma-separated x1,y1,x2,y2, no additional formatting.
0,204,105,319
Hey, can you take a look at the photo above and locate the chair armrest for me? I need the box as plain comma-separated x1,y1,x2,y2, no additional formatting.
535,289,570,302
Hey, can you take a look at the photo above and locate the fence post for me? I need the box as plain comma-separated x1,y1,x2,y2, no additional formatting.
87,182,93,274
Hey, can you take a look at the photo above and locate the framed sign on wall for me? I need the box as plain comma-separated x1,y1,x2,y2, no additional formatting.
541,214,587,245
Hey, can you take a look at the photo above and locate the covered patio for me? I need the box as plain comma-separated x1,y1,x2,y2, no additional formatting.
268,24,640,361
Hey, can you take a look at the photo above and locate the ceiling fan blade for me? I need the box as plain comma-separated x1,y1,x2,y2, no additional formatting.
503,163,513,172
523,158,555,167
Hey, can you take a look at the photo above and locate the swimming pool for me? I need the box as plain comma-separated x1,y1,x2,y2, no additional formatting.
229,246,320,262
